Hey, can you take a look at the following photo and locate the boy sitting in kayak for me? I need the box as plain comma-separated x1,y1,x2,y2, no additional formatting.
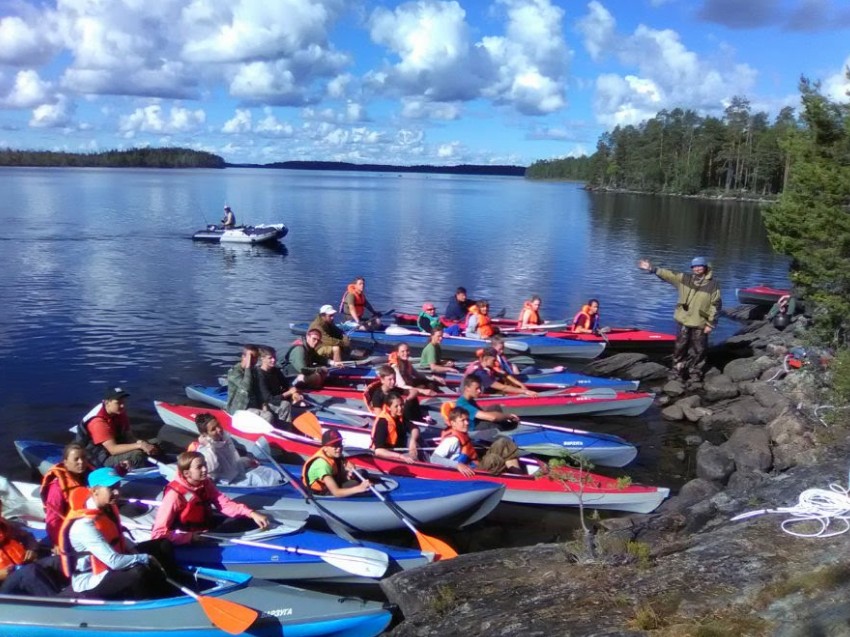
572,299,601,334
417,327,457,375
302,430,372,497
430,406,522,476
456,376,521,431
517,296,543,329
464,347,537,397
340,277,381,330
370,393,421,464
364,365,430,424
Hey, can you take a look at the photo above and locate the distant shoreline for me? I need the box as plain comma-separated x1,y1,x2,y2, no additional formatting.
228,160,526,177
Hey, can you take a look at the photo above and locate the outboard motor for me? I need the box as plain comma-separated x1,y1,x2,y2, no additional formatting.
773,312,791,330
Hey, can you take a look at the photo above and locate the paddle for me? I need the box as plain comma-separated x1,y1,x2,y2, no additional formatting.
162,572,258,635
292,411,323,441
383,325,530,352
349,467,457,561
230,412,360,544
223,537,389,579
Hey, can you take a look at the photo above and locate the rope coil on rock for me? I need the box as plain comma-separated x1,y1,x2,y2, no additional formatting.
731,480,850,538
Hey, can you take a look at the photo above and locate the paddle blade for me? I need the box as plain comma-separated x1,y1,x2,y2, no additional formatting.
232,410,276,435
198,595,259,635
324,547,390,578
504,340,530,352
293,412,322,441
416,531,458,561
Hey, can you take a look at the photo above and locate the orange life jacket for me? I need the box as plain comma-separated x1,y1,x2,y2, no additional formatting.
301,448,345,494
186,440,200,452
163,479,217,531
59,505,126,578
518,302,541,325
0,518,28,571
466,306,495,338
371,408,399,449
40,463,92,514
439,401,456,424
572,305,600,332
388,352,415,383
439,428,478,462
362,380,383,414
340,284,366,317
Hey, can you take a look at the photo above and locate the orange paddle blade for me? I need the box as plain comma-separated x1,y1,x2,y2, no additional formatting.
293,412,322,440
416,531,458,561
198,595,259,635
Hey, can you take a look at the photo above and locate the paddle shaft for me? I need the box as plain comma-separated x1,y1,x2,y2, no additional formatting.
223,537,388,574
350,467,418,536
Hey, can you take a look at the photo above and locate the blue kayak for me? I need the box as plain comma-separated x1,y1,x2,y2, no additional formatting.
15,439,505,533
289,322,606,360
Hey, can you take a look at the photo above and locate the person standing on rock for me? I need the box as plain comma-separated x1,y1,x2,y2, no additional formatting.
637,256,721,386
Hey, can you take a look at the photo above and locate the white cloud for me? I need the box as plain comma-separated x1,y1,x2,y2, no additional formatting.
0,14,59,66
400,97,461,120
0,70,52,109
579,1,757,126
222,108,252,133
327,74,352,99
256,110,294,136
118,104,206,137
30,96,74,128
823,56,850,102
437,141,462,158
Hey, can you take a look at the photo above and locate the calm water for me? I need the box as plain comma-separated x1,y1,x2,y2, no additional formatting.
0,167,789,485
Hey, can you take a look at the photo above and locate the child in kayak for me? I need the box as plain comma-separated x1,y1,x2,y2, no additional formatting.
517,296,543,329
465,300,499,338
370,393,421,464
430,406,522,476
455,376,521,431
417,327,457,375
302,430,372,497
463,347,537,397
571,299,600,333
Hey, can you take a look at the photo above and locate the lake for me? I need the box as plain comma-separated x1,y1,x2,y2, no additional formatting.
0,167,789,485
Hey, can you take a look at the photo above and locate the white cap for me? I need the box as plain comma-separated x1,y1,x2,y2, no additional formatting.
319,304,336,315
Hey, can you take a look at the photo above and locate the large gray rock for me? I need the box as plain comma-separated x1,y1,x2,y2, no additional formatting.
659,478,721,513
749,382,792,419
724,356,774,383
622,361,668,380
695,442,735,483
662,380,686,397
768,409,818,471
580,353,647,377
661,403,684,421
698,395,771,436
724,425,772,472
703,374,739,403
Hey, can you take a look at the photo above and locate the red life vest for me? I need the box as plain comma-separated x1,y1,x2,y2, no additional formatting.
517,302,541,325
59,505,125,578
438,428,478,462
162,479,217,532
0,518,28,571
466,306,495,338
40,463,91,516
371,408,399,449
340,284,366,317
301,448,345,494
362,380,382,414
572,305,599,332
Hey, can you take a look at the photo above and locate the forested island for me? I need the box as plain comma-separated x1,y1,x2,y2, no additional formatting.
525,86,829,199
236,160,525,176
0,147,225,168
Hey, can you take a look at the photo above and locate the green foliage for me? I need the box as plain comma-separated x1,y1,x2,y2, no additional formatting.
428,584,458,616
0,147,225,168
525,155,593,180
762,77,850,346
831,348,850,405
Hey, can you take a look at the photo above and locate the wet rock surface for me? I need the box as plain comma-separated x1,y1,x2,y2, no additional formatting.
383,309,848,636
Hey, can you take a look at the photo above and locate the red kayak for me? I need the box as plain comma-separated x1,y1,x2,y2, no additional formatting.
153,402,670,514
393,312,674,354
735,286,789,307
308,385,654,418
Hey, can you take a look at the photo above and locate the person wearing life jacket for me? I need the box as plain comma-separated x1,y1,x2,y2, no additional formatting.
417,302,443,333
371,393,421,464
455,375,521,431
518,296,543,329
191,413,281,487
364,365,429,423
0,499,63,596
389,343,444,395
340,276,381,330
301,430,371,497
638,256,721,386
40,442,94,546
416,326,457,374
571,299,601,334
76,386,160,469
465,300,499,339
464,347,537,397
59,467,170,600
432,403,524,477
150,452,269,545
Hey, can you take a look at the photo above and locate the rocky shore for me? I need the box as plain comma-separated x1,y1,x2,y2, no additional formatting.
381,310,849,636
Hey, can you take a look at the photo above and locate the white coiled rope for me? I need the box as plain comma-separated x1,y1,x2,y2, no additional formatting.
731,480,850,538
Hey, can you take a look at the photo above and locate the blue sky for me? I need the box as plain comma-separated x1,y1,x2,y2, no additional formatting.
0,0,848,166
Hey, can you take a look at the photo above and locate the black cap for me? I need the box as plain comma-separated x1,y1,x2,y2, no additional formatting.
104,386,130,401
321,429,343,447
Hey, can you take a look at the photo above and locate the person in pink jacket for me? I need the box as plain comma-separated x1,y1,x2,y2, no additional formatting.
150,451,269,545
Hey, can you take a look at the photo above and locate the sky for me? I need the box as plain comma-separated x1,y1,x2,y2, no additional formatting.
1,0,849,166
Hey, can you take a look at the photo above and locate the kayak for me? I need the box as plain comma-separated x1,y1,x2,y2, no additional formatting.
394,312,675,353
154,404,669,513
15,439,505,533
3,478,432,585
323,365,641,392
192,223,287,244
289,322,606,361
162,399,637,468
0,565,392,636
735,285,789,306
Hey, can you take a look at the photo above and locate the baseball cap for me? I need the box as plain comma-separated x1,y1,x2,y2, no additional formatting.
321,429,343,447
88,467,123,489
319,304,337,315
104,386,130,401
690,256,708,268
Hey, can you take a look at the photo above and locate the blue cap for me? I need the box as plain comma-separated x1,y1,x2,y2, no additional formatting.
690,257,708,268
88,467,123,489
